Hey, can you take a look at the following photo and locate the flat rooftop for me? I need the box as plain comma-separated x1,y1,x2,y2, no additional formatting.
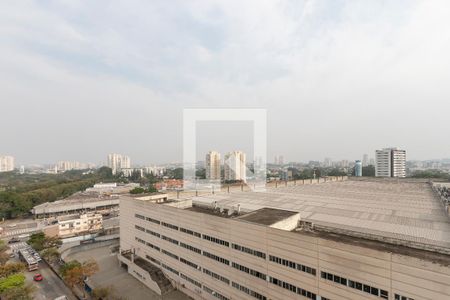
236,208,298,225
192,179,450,251
33,192,120,210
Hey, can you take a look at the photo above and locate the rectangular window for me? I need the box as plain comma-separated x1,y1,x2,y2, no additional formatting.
161,222,179,231
269,277,316,299
161,235,179,245
203,268,230,285
179,242,201,254
202,234,229,247
146,229,160,238
145,216,160,224
203,285,229,300
180,257,200,270
135,225,145,232
145,241,160,251
203,251,229,265
269,255,316,276
161,249,179,260
232,281,267,300
320,270,388,299
135,214,145,220
180,227,201,238
232,262,266,280
180,273,201,288
232,244,266,259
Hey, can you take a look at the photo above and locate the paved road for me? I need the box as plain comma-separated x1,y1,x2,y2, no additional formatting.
25,262,76,300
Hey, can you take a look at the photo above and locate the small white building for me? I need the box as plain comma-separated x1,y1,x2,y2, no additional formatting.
57,213,103,237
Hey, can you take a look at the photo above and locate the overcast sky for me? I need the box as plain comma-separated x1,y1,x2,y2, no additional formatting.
1,0,450,165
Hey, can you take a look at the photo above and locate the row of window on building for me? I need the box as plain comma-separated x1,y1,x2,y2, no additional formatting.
136,235,268,300
321,271,389,299
135,213,317,278
135,214,399,300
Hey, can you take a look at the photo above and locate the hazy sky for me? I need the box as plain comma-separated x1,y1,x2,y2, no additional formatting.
1,0,450,165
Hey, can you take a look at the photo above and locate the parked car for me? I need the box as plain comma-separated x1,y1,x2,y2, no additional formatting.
33,274,43,281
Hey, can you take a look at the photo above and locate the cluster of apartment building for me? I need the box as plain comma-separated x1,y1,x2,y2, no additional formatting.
57,161,96,172
0,155,15,172
206,150,247,182
107,153,131,175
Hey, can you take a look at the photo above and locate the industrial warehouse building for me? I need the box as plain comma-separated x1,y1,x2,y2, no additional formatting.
118,179,450,300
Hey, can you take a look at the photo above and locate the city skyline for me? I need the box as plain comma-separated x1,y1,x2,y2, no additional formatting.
1,1,450,164
2,151,450,168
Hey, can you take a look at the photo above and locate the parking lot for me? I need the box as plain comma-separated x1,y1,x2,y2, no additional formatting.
66,245,188,300
24,261,76,300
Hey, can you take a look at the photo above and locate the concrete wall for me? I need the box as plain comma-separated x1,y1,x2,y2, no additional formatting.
61,239,119,260
117,254,162,296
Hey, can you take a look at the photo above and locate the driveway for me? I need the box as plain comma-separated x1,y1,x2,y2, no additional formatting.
25,261,76,300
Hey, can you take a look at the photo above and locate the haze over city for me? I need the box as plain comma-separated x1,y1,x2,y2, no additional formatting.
1,1,450,165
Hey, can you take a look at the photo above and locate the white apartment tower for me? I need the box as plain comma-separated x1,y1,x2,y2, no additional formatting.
205,151,221,180
375,148,406,178
0,155,15,172
107,153,131,175
362,154,369,167
224,151,246,182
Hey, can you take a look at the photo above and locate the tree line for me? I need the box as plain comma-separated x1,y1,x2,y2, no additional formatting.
0,167,119,219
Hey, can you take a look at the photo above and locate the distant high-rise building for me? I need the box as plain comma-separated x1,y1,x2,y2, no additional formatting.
274,156,278,165
0,155,15,172
375,148,406,178
107,153,131,175
224,151,246,182
19,165,25,174
362,154,369,167
323,158,332,167
278,155,284,166
57,161,84,172
205,151,221,180
355,160,363,177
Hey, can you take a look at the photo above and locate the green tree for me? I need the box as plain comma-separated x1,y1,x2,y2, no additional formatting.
195,168,206,179
0,283,34,300
0,263,25,278
40,247,60,264
325,168,346,176
92,286,111,300
146,185,158,193
28,233,61,252
60,260,81,278
129,187,145,194
63,259,99,298
0,273,25,293
362,165,375,177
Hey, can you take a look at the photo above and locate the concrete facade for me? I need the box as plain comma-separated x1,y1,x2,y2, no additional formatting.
0,155,14,172
119,190,450,300
205,151,221,180
375,148,406,178
58,213,103,237
224,150,246,182
107,153,131,175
